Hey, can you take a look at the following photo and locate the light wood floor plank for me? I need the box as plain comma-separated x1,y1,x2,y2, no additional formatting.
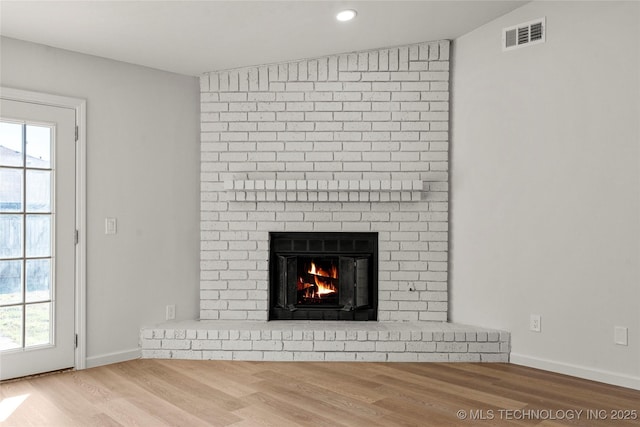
1,359,638,426
250,370,391,426
154,360,262,399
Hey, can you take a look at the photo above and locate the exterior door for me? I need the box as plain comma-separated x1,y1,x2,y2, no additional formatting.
0,98,76,380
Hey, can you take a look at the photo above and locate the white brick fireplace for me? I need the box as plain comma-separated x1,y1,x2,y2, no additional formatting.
200,40,451,322
141,40,510,362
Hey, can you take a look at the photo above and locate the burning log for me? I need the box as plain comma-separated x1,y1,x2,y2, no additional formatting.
296,260,339,304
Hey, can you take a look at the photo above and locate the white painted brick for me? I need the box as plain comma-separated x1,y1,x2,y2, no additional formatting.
438,41,450,60
141,338,162,348
173,350,203,360
313,341,345,352
283,341,313,351
468,342,501,353
262,351,294,361
201,351,232,360
286,82,313,91
376,341,405,352
219,311,248,320
356,352,387,362
362,112,391,122
162,340,190,350
387,311,419,321
221,340,252,350
481,354,509,363
231,351,262,361
325,352,356,361
388,352,418,362
417,353,448,362
344,341,376,352
450,353,481,362
293,352,325,361
200,75,210,92
343,82,371,92
141,329,155,339
192,340,222,350
436,342,468,352
419,311,447,321
253,341,283,351
343,102,372,111
200,41,450,325
219,94,248,104
141,349,172,358
487,332,500,342
361,72,390,81
406,341,437,352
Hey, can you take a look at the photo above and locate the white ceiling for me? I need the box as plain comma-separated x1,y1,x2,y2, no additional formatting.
0,1,527,76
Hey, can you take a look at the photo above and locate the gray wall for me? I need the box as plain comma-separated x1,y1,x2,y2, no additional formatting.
1,37,200,366
451,1,639,388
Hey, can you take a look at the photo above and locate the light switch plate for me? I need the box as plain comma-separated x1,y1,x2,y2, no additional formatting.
105,217,117,235
166,305,176,320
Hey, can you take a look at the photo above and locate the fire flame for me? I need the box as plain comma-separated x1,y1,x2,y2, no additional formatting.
301,261,337,298
313,276,336,295
308,261,337,279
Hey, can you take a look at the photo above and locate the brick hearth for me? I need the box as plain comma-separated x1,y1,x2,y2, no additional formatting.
142,321,509,362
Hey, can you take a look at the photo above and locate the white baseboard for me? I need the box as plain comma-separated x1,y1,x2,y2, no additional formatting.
85,348,141,369
510,352,640,391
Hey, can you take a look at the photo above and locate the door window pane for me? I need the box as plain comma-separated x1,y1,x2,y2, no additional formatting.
26,215,51,258
0,118,57,358
26,170,51,213
0,168,23,212
0,305,23,350
0,260,22,305
25,302,51,347
26,259,51,303
0,215,23,258
0,122,23,167
25,125,51,169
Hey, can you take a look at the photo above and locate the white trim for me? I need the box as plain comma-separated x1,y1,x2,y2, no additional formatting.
85,348,142,369
1,87,82,111
0,87,87,371
511,353,640,391
75,100,87,370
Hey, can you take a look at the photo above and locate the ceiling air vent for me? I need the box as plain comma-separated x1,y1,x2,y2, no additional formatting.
503,17,545,51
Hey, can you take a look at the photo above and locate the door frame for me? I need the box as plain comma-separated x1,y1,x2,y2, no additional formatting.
1,87,87,370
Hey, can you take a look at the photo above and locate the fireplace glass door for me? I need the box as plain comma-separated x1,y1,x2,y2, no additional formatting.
270,232,377,320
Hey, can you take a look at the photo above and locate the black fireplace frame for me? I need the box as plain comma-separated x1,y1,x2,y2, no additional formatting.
269,232,378,321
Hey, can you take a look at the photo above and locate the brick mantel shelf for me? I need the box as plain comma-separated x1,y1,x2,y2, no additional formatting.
223,179,424,202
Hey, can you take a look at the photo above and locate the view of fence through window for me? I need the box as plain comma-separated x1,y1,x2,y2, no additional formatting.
0,121,54,351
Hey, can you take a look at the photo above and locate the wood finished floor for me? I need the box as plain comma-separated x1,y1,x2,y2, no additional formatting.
1,360,639,426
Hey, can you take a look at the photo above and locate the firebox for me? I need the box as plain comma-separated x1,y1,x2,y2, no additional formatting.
269,232,377,320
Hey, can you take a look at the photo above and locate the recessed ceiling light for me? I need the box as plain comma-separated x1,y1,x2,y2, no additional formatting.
336,9,357,22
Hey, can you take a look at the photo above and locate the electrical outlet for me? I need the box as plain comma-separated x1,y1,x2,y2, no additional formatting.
614,326,628,346
166,304,176,320
530,314,541,332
